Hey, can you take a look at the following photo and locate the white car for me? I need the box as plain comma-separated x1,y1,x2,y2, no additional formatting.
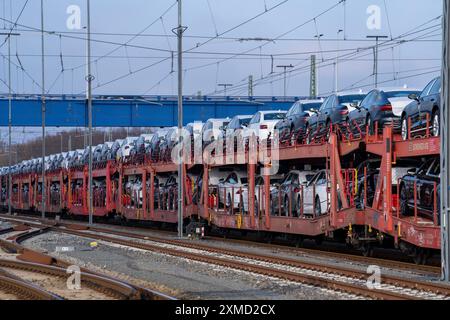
244,110,287,143
117,137,139,161
302,170,330,216
217,170,248,211
270,170,316,216
240,174,284,213
202,118,231,145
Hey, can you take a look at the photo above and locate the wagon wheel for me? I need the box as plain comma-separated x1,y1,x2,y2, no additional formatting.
361,243,374,257
413,247,425,265
226,194,233,214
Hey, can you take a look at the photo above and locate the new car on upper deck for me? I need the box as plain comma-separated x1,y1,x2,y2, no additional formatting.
243,110,287,144
400,77,441,140
274,100,322,144
347,87,420,135
306,92,366,144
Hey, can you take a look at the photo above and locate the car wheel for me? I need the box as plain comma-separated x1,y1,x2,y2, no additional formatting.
305,125,312,144
367,116,374,136
254,197,259,216
401,116,408,141
284,196,290,216
432,109,440,137
290,126,297,146
295,195,302,217
270,196,277,216
325,120,331,140
227,194,233,214
400,185,410,216
314,196,321,216
357,187,365,210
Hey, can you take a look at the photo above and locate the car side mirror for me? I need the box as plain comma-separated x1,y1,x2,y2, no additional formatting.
219,178,225,183
407,168,417,175
408,93,419,102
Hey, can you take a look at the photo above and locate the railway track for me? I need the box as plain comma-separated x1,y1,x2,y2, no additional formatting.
1,213,440,276
0,225,176,300
2,216,449,300
0,273,63,300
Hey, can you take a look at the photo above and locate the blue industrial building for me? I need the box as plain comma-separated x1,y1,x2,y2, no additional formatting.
0,94,305,127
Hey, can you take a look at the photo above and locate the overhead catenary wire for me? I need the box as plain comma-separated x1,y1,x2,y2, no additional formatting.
210,22,440,96
0,2,442,97
77,0,291,94
222,31,440,96
0,0,28,49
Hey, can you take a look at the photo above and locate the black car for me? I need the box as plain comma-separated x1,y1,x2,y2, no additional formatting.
159,175,178,211
270,170,315,217
306,93,366,144
400,77,441,140
399,158,440,221
159,128,178,162
275,100,322,143
148,128,170,162
347,89,421,135
354,159,380,209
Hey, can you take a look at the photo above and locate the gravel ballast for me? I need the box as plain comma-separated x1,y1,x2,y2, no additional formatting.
23,232,356,300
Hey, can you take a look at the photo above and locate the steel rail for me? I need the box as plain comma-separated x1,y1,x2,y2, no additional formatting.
7,220,419,300
3,215,446,298
0,258,139,300
0,225,176,300
0,274,63,300
70,225,450,298
1,213,440,275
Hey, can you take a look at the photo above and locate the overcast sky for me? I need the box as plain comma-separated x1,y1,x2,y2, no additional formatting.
0,0,443,99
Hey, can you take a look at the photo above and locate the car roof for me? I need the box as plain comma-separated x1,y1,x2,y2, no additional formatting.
334,90,368,96
298,99,324,104
207,118,230,123
372,87,422,93
258,110,287,114
233,115,253,119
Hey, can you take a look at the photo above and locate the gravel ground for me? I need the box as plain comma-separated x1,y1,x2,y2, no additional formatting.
0,220,11,230
63,221,440,282
23,232,357,300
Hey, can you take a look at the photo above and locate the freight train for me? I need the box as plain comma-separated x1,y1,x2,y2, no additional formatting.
0,79,442,265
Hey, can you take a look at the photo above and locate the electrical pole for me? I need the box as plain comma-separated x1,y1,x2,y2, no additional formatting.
218,83,232,97
276,64,293,101
367,35,388,88
441,0,450,282
86,0,94,225
40,0,46,219
248,75,254,97
7,34,11,216
174,0,186,238
335,29,343,93
310,55,317,98
1,30,20,216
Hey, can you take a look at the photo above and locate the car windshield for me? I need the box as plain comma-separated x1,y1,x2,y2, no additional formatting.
301,103,321,112
239,118,251,126
385,91,421,98
338,94,366,104
263,113,286,120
